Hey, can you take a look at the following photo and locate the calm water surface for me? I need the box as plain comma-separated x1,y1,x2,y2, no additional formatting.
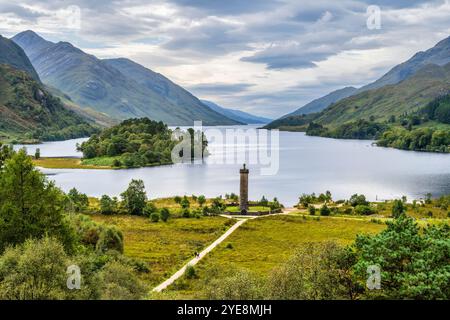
15,126,450,206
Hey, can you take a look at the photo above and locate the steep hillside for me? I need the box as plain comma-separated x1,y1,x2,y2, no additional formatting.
102,58,237,125
0,35,39,81
201,100,271,124
12,31,239,126
269,35,450,124
314,63,450,127
0,64,98,142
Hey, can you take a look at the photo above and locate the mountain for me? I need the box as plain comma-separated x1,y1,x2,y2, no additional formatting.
270,62,450,132
0,35,39,81
200,100,271,124
12,30,240,126
269,35,450,124
358,36,450,92
102,58,239,125
314,62,450,127
284,87,357,116
0,64,98,142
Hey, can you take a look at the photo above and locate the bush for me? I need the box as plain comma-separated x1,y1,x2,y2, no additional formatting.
205,270,264,300
349,194,368,207
308,205,316,215
182,208,191,218
391,199,406,218
150,212,160,223
354,205,374,215
185,265,197,279
143,202,157,216
98,261,147,300
96,227,124,254
320,205,331,216
100,195,118,215
160,208,170,222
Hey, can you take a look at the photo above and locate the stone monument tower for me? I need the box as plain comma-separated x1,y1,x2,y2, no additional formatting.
239,164,249,213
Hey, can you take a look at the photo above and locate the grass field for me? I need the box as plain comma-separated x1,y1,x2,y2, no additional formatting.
225,206,271,213
164,214,386,298
33,157,113,169
90,214,235,285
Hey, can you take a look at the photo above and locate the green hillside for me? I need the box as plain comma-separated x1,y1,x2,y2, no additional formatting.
0,35,39,81
314,63,450,127
0,64,98,143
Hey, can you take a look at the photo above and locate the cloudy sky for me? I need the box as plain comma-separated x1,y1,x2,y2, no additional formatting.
1,0,450,118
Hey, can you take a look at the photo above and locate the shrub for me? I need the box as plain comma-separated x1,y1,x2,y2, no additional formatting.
185,265,197,279
98,261,147,300
182,208,191,218
180,196,190,209
143,202,157,216
391,199,406,218
354,205,374,215
160,208,170,222
150,212,160,223
320,205,331,216
349,194,368,207
308,205,316,215
100,195,118,215
96,227,124,254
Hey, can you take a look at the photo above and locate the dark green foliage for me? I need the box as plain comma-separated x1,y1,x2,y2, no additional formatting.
180,196,190,209
185,265,197,279
331,120,386,139
377,127,450,153
354,205,375,215
197,195,206,207
259,196,268,207
160,208,170,222
99,195,118,215
182,208,191,218
391,199,406,218
308,205,316,215
349,194,368,207
0,149,76,253
305,122,329,136
120,179,147,215
96,226,124,254
0,64,98,142
320,205,331,216
78,117,208,167
143,202,157,217
67,188,89,212
150,212,160,223
0,237,146,300
307,120,386,140
421,94,450,124
352,215,450,299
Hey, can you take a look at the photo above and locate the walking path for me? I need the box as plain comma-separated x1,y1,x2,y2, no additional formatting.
152,218,247,292
153,208,296,292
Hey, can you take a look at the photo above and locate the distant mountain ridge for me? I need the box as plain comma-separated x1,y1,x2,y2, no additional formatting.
0,35,39,81
313,62,450,127
271,35,450,122
12,30,240,126
200,100,272,124
285,86,357,116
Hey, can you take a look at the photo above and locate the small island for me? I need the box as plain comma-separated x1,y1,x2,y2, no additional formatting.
33,117,209,169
